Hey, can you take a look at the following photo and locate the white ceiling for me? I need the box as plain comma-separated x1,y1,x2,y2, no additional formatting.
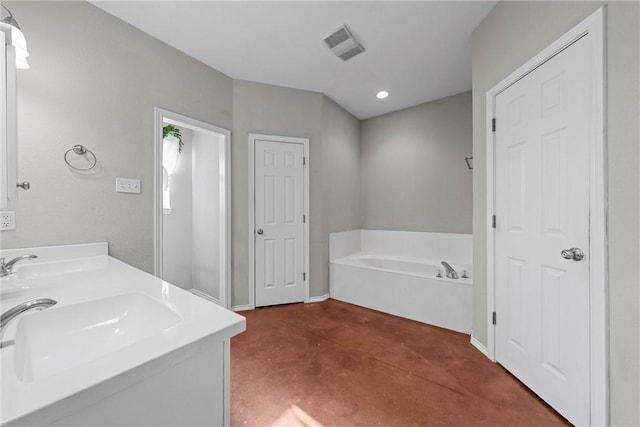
91,1,496,120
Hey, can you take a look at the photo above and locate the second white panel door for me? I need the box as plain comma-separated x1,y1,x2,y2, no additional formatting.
254,139,305,306
494,34,591,425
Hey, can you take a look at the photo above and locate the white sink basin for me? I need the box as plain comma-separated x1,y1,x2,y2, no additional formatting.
13,293,181,382
13,256,108,281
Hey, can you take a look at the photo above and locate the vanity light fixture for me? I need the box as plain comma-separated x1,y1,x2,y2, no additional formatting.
376,90,389,99
1,4,29,69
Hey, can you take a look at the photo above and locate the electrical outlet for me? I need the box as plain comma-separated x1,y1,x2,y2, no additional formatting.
0,211,16,231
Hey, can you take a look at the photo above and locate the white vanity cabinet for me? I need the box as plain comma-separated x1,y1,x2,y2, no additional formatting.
0,23,19,210
0,243,245,426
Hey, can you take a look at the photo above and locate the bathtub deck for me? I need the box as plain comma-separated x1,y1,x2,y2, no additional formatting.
231,299,569,427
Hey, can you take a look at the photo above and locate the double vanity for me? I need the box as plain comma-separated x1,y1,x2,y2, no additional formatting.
0,243,245,426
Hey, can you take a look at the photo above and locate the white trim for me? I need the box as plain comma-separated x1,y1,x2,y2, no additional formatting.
153,107,232,309
308,294,330,303
189,288,223,306
470,336,490,359
485,8,607,425
0,25,18,209
232,304,252,312
5,43,16,204
248,133,310,310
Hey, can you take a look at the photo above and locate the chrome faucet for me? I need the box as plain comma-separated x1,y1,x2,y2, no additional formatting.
440,261,459,279
0,298,57,345
0,254,38,277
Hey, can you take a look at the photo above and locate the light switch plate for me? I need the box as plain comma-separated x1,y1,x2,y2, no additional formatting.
1,211,16,231
115,178,141,194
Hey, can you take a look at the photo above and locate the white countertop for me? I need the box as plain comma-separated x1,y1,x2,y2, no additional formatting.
0,243,246,425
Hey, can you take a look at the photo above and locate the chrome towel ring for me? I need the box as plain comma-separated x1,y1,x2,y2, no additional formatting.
64,145,97,171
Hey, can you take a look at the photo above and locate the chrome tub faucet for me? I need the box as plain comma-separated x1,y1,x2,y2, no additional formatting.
0,254,38,277
440,261,459,279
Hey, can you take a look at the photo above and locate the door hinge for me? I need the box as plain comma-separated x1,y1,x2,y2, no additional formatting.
303,157,306,165
303,214,306,223
492,311,497,325
492,215,497,229
492,118,496,132
303,272,306,281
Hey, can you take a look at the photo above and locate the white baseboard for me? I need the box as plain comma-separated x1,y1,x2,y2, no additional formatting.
232,304,252,312
307,293,330,303
470,336,490,359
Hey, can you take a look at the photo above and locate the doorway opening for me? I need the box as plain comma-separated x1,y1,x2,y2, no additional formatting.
153,108,231,308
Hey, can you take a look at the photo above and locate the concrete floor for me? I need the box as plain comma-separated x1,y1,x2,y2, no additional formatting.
231,299,569,426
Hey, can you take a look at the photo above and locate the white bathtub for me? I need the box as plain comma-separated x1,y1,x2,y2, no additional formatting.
329,231,472,334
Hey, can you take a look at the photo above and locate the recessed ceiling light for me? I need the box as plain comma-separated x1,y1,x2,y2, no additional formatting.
376,90,389,99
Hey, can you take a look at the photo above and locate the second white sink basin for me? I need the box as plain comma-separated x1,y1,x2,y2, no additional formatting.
13,293,181,382
13,256,108,281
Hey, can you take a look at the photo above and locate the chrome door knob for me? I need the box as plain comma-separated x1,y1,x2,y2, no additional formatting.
561,247,584,261
256,228,264,235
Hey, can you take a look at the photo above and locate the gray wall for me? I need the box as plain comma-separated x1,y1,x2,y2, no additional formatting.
322,95,361,234
1,1,233,273
231,79,324,305
2,2,362,309
472,2,639,425
231,82,361,306
360,92,472,233
191,130,221,300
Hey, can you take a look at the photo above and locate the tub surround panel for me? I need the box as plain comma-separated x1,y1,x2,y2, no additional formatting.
330,230,472,267
360,230,472,266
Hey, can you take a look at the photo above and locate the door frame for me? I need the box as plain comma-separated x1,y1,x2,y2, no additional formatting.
153,107,232,309
248,133,310,309
485,8,607,425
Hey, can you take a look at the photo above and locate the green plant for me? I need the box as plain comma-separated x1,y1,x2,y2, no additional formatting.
163,125,184,153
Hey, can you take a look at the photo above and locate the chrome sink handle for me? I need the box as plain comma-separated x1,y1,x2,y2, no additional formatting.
0,254,38,277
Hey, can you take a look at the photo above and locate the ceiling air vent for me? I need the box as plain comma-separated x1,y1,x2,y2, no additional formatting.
323,24,365,61
338,44,365,61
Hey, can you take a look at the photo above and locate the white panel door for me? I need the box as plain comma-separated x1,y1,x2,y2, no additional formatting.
254,140,304,306
494,35,591,425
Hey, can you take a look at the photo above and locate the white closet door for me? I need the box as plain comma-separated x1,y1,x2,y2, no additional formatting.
254,140,304,307
494,34,591,426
